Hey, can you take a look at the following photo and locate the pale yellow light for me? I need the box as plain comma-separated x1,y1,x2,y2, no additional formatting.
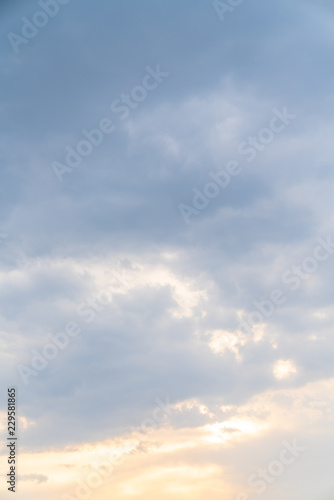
273,359,297,380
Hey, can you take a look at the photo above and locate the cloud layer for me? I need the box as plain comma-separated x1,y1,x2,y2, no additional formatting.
1,1,334,499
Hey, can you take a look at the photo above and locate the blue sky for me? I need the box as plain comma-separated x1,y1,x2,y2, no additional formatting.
1,1,334,499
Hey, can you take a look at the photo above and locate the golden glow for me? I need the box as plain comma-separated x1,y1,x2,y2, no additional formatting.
202,417,268,444
4,377,334,499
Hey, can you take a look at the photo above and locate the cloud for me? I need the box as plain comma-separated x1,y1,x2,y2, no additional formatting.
19,474,48,484
1,0,333,498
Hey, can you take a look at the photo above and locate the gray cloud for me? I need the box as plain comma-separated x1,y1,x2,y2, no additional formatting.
0,8,333,497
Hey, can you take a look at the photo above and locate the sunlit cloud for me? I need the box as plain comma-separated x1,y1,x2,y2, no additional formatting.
273,359,298,380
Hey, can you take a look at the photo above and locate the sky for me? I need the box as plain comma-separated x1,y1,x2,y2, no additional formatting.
1,0,334,499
